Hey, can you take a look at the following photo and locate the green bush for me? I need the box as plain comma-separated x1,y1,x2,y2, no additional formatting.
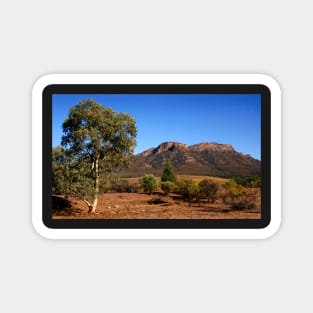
176,177,199,205
198,179,219,203
160,181,176,196
161,160,176,183
222,180,244,203
232,176,261,188
140,174,158,195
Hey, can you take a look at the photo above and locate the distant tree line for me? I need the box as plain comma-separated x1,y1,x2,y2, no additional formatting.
232,176,261,188
138,161,260,208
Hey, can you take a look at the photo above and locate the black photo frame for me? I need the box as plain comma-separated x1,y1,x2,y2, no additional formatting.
42,83,271,230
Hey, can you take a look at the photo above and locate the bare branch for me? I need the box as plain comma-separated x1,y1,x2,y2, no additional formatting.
83,199,91,207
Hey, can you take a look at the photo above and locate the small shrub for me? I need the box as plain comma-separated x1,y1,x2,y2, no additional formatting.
176,177,199,205
232,176,261,188
127,183,140,193
222,180,244,203
140,174,158,195
111,180,140,193
111,179,129,192
160,181,176,196
198,179,219,203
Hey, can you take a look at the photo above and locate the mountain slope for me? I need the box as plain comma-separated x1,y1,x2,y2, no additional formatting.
121,141,260,177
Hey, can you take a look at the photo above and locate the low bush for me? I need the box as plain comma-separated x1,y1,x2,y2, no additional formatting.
222,180,244,204
111,180,140,193
176,177,199,205
198,179,219,203
140,174,158,195
160,181,176,196
232,176,261,188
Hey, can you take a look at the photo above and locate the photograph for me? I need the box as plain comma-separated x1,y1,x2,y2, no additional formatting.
51,93,262,220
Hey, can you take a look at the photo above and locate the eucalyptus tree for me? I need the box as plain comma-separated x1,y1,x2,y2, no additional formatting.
60,99,137,213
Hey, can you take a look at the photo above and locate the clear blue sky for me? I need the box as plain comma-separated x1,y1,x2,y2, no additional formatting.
52,93,261,160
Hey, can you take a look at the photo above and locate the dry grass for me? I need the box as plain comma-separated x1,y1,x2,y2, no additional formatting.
52,188,261,220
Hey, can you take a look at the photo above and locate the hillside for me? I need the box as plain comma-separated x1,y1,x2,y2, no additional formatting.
120,141,260,177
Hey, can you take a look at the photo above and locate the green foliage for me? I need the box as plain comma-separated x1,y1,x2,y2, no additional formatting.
160,181,176,196
198,179,219,203
52,146,96,198
52,99,137,211
61,99,137,173
140,174,158,195
52,146,69,195
232,176,261,188
222,180,244,203
176,177,199,205
161,160,176,183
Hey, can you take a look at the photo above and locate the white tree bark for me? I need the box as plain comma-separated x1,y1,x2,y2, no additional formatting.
84,199,93,213
88,157,99,214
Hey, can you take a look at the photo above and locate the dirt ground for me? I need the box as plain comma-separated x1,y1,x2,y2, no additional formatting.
52,190,261,219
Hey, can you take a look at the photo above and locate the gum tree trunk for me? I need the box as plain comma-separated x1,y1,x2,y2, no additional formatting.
88,157,99,214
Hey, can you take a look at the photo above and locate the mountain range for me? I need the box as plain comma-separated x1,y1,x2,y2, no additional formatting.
120,141,261,178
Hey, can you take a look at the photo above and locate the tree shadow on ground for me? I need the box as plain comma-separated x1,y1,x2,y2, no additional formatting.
196,202,257,214
52,195,72,210
147,198,169,205
195,204,232,213
52,195,83,216
171,195,184,201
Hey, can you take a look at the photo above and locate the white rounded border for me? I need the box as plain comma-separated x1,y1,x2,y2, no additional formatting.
32,74,281,239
